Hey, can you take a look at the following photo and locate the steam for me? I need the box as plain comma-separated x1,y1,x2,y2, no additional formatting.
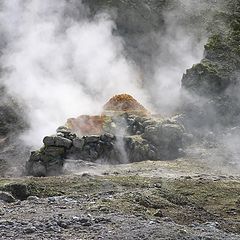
137,0,210,115
150,25,206,114
1,0,231,171
0,0,148,148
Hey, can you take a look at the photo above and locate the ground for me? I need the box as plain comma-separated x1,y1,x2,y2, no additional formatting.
0,144,240,239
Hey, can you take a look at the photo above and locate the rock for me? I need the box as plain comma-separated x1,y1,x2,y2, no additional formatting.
29,151,42,162
154,209,163,217
72,137,85,149
55,136,72,148
43,136,55,146
43,136,72,149
84,135,100,143
66,133,116,162
103,94,149,116
181,8,240,128
0,191,16,203
143,122,184,159
27,148,58,177
100,133,115,142
27,196,39,202
43,146,65,157
23,226,36,234
56,126,71,133
124,135,156,162
3,183,29,200
31,162,47,177
56,126,77,140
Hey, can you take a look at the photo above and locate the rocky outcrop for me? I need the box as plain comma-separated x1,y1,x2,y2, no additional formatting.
26,113,185,177
181,1,240,128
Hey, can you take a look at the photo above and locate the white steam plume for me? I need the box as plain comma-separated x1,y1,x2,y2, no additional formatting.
0,0,149,148
148,1,208,115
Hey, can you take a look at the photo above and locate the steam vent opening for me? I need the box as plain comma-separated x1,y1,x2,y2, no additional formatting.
26,94,185,177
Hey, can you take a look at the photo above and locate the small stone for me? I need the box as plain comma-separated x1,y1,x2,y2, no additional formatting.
0,191,16,203
82,173,91,177
56,132,65,137
24,226,36,234
153,209,163,217
72,216,80,221
178,229,188,235
56,126,71,134
27,196,39,202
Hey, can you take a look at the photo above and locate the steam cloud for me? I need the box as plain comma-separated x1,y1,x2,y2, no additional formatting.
0,0,149,148
0,0,207,150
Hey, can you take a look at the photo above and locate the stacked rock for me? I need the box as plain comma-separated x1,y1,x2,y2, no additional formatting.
26,94,185,177
26,113,185,177
26,127,118,177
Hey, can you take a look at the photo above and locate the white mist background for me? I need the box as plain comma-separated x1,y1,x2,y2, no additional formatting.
0,0,207,148
0,0,148,147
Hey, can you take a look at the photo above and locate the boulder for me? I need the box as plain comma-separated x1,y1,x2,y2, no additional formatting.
143,121,184,159
3,183,29,200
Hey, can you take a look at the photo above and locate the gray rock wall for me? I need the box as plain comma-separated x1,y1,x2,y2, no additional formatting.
26,113,185,176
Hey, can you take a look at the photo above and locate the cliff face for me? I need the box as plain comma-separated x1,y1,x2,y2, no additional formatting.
181,1,240,127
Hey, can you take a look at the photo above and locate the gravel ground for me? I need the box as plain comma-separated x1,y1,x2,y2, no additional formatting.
1,195,240,240
0,144,240,239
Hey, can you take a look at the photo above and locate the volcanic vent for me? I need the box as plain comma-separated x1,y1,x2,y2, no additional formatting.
26,94,185,177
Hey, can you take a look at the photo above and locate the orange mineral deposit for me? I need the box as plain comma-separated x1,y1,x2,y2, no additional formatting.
66,94,149,135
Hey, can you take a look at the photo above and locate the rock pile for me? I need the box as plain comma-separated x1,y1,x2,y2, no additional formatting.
26,95,185,177
103,94,149,116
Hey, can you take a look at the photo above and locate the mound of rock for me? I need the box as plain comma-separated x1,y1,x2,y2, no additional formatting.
103,94,149,116
26,95,185,177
